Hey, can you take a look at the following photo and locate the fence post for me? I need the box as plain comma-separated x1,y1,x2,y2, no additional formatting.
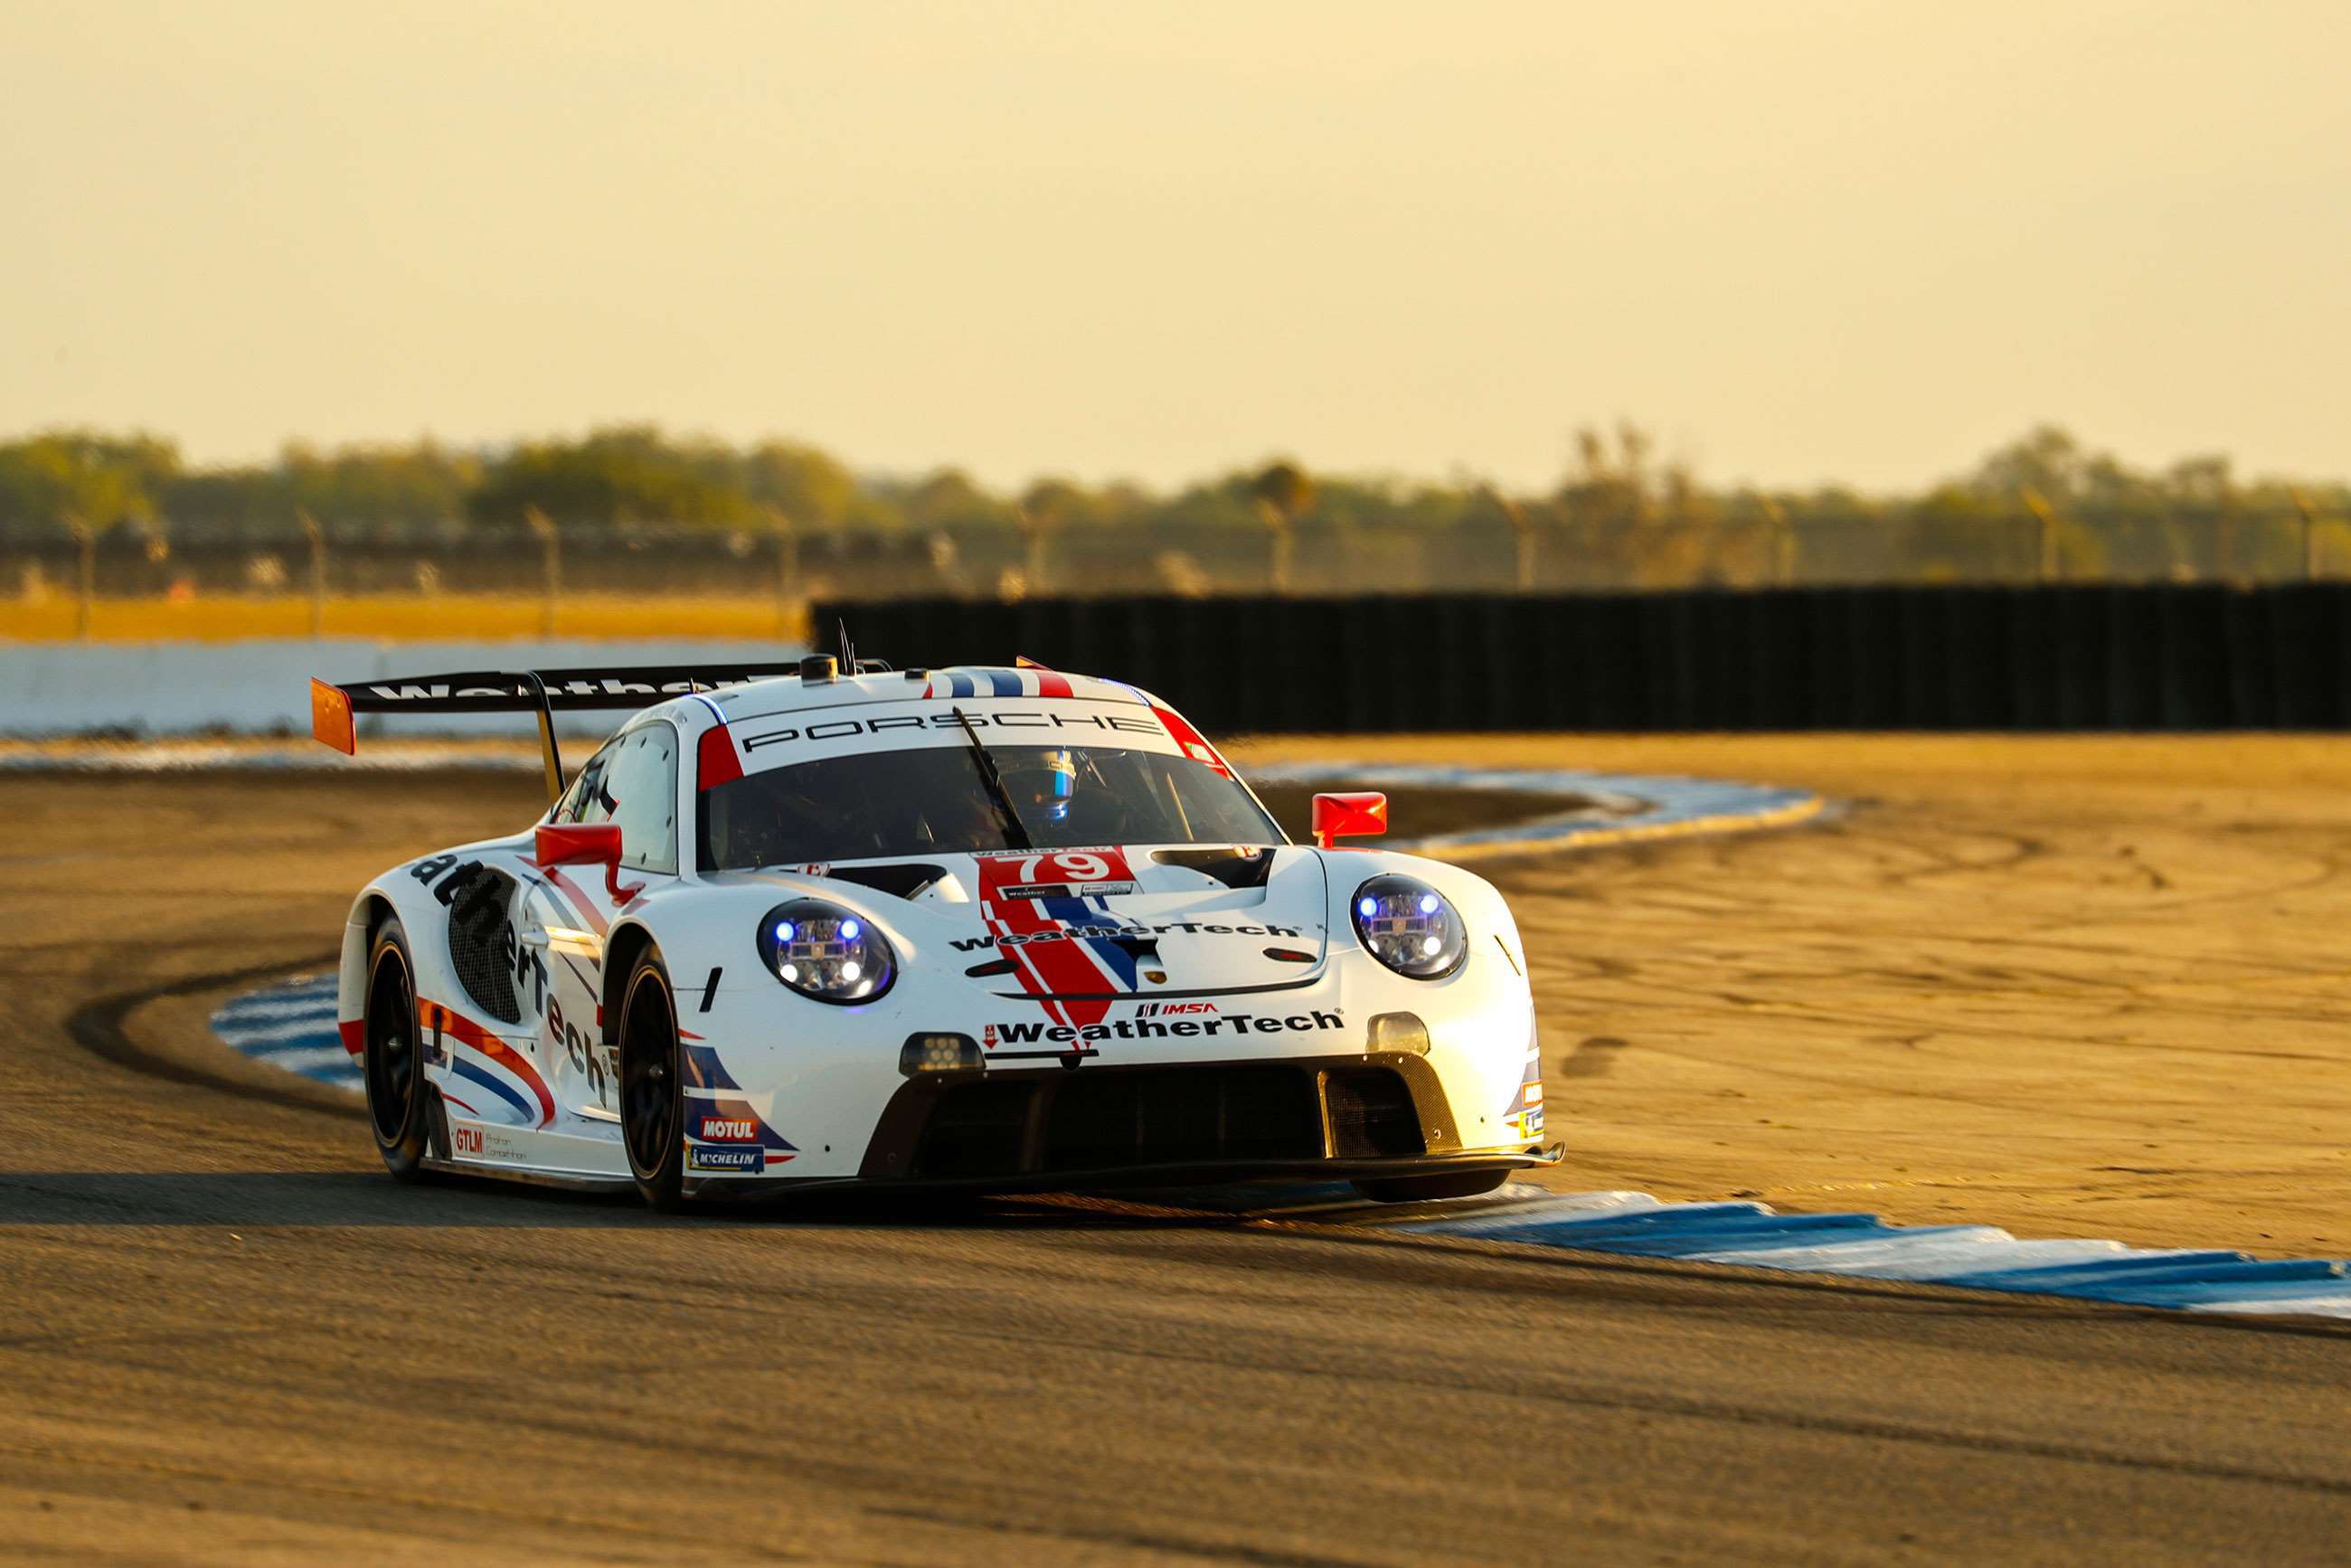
66,515,94,641
524,506,561,636
1016,503,1050,596
1758,494,1793,586
1256,506,1295,595
297,509,327,638
2293,488,2319,581
2021,486,2060,583
1484,486,1535,592
770,508,798,638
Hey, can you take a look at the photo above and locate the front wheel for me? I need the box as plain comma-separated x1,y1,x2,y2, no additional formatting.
1351,1168,1511,1204
618,949,688,1211
364,915,435,1181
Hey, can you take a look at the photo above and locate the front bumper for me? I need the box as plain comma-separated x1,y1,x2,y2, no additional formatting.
690,925,1543,1185
713,1146,1564,1199
690,1051,1558,1196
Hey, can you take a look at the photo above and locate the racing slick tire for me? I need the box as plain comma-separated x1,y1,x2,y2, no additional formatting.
364,915,436,1181
618,948,690,1212
1350,1168,1512,1204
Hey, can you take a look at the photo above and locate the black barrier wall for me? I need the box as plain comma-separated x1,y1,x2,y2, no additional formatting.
818,586,2351,732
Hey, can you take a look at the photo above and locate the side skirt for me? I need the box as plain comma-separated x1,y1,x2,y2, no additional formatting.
433,1116,633,1185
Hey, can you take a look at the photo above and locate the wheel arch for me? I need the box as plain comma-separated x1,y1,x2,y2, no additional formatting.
339,888,406,1023
601,921,660,1044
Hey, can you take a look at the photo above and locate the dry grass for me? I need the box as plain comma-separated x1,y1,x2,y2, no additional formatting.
0,592,809,643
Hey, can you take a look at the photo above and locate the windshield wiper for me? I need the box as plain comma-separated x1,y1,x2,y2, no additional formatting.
951,706,1032,851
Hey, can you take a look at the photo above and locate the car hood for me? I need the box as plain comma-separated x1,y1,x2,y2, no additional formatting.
706,844,1332,998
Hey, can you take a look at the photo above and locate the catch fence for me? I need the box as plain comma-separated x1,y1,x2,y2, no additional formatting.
5,505,2350,639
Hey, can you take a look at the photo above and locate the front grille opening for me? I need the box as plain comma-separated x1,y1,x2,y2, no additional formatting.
1043,1066,1320,1171
911,1066,1325,1178
906,1063,1428,1180
1324,1068,1426,1157
913,1080,1034,1177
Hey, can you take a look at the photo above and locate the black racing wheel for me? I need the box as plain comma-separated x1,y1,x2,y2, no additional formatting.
618,947,688,1211
364,914,434,1181
1350,1168,1511,1204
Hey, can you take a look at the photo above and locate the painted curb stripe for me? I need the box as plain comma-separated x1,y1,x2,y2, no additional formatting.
1397,1190,2351,1322
212,976,348,1091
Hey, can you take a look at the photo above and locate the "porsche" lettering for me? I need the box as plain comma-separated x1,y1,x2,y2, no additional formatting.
741,710,1159,754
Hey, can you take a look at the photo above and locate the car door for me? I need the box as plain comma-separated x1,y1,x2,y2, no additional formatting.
530,724,680,1120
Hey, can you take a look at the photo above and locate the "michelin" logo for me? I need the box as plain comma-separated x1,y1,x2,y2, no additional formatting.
687,1146,763,1172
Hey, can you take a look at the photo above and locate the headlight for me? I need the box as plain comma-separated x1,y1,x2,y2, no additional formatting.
757,900,896,1004
1350,874,1468,979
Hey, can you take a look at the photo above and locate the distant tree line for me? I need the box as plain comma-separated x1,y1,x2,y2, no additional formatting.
1,421,2342,556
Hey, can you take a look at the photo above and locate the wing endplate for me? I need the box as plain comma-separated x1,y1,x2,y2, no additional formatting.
310,677,357,755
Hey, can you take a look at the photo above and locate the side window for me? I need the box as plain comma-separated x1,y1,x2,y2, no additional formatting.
556,742,618,826
600,725,680,874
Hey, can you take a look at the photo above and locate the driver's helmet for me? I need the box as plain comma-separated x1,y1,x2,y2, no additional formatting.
1001,747,1079,823
713,772,823,868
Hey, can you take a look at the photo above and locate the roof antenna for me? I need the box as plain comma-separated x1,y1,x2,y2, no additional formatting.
836,618,854,674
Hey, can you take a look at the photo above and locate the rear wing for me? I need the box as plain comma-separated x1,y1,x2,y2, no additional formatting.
310,663,801,802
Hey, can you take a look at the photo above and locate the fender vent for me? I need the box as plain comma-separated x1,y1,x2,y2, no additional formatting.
825,863,948,899
1150,847,1276,889
445,865,524,1025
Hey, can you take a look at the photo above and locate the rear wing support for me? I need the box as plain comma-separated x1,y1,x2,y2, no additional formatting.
309,662,802,805
523,673,562,802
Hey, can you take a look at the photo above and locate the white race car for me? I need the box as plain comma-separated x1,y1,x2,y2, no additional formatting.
310,655,1557,1208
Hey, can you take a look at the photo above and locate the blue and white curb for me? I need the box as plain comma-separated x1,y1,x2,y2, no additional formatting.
1399,1189,2351,1321
211,974,353,1091
1246,761,1825,861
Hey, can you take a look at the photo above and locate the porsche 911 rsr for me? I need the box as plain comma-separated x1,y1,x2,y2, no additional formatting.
309,655,1558,1209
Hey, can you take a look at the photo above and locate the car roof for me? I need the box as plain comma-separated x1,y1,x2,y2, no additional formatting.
694,664,1150,719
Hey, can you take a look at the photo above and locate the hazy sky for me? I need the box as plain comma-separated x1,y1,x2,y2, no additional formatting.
3,0,2345,493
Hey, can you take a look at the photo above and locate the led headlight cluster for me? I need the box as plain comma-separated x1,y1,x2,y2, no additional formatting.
758,899,896,1004
1351,874,1467,979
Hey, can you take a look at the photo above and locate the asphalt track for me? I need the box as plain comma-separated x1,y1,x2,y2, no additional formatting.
5,763,2349,1563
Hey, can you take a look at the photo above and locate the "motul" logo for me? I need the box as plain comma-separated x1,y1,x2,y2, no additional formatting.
697,1116,758,1142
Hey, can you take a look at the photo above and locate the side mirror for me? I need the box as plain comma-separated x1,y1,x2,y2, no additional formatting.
534,823,640,903
1311,791,1388,850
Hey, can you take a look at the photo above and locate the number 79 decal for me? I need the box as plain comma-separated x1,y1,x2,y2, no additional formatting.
980,849,1138,900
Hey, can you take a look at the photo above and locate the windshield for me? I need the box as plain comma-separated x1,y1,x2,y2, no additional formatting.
699,744,1283,870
